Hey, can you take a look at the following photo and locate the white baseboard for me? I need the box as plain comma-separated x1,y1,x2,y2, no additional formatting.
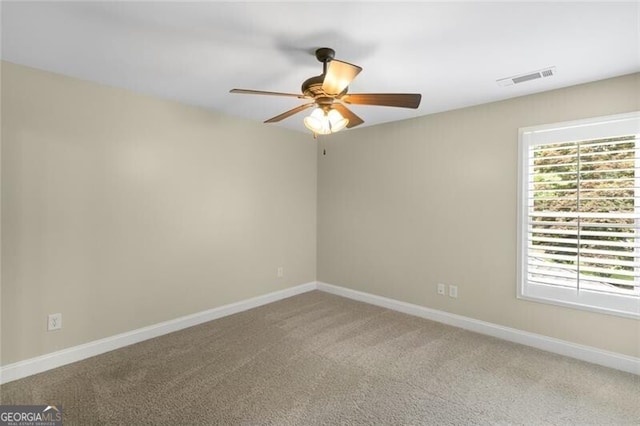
0,282,317,384
3,280,637,384
317,282,640,375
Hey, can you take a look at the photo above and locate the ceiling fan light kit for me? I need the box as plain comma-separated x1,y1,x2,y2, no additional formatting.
304,107,349,135
230,47,422,137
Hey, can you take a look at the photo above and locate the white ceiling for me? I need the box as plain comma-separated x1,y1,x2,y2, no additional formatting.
2,1,639,133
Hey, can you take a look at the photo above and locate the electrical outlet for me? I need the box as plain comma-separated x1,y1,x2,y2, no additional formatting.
48,313,62,331
449,285,458,298
437,283,446,295
277,267,284,278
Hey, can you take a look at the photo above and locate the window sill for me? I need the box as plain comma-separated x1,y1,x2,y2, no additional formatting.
518,283,640,319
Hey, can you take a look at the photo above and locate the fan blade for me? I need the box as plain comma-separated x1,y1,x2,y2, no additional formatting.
333,104,364,129
230,89,307,99
322,60,362,95
341,93,421,109
264,103,315,123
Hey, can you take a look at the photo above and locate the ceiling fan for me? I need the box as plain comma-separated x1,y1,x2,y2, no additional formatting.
230,47,422,137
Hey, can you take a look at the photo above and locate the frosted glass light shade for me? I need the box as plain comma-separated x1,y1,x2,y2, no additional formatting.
303,108,330,134
327,109,348,132
304,107,349,135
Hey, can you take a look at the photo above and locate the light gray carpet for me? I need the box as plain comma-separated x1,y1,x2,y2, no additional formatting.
1,291,639,425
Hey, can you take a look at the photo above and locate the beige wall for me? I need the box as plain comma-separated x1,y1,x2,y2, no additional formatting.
2,61,638,366
318,73,640,357
1,62,317,364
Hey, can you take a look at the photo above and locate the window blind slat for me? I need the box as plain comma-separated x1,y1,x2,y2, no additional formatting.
530,228,636,238
529,212,639,219
528,236,579,245
578,256,637,268
528,244,578,254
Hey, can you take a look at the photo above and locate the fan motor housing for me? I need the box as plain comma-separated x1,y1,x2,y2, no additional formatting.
301,75,348,99
301,75,325,98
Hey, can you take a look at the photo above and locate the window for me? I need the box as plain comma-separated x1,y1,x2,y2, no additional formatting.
518,112,640,318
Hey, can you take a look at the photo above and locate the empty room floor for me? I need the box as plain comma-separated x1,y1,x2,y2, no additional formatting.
2,291,639,425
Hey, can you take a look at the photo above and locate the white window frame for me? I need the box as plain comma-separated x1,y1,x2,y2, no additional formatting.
517,111,640,319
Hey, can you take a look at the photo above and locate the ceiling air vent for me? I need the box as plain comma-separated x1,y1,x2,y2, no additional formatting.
497,67,556,87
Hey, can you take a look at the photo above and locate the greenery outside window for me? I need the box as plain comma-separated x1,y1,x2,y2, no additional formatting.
518,112,640,318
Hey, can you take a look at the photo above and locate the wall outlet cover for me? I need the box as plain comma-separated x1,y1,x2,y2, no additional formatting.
449,285,458,298
48,313,62,331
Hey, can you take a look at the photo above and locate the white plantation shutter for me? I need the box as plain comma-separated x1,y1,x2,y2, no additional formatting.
518,112,640,318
